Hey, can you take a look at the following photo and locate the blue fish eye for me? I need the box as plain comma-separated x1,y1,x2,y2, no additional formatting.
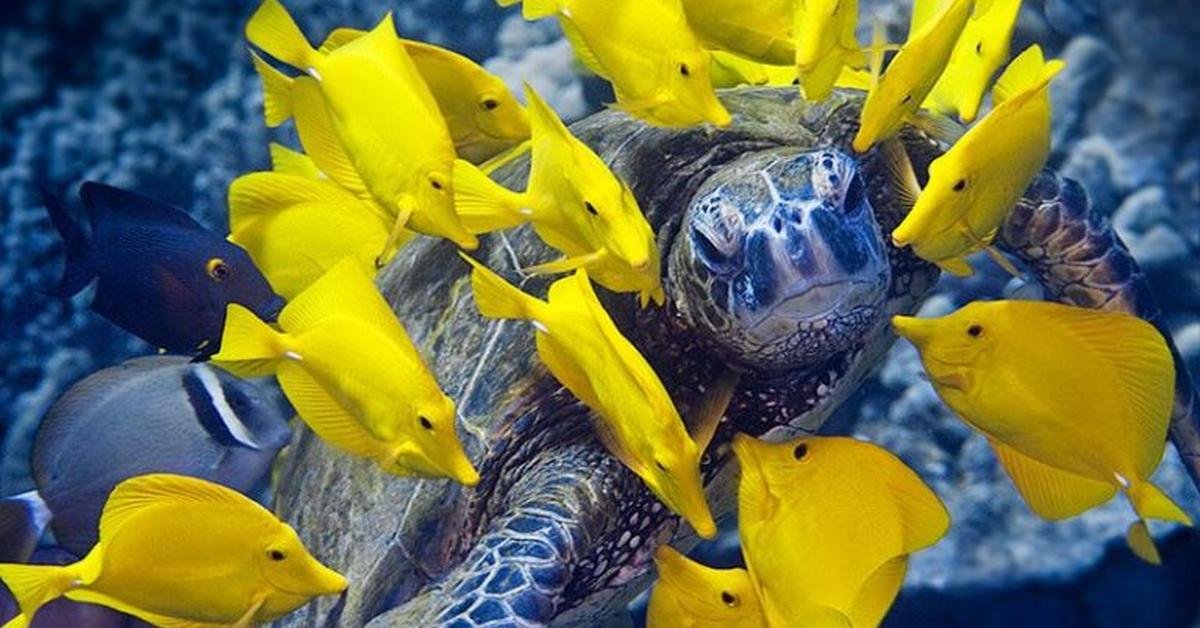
206,258,230,281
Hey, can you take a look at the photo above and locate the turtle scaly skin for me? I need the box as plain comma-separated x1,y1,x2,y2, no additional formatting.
270,88,1200,628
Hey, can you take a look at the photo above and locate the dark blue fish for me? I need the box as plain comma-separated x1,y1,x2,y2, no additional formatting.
43,182,285,357
0,548,148,628
20,356,293,556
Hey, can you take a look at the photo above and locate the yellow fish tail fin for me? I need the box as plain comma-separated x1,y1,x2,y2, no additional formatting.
212,304,289,378
318,27,365,55
850,555,909,628
990,439,1117,520
268,143,323,179
1126,520,1162,565
516,0,560,21
1128,481,1193,526
452,160,529,234
459,253,544,321
245,0,320,72
0,563,78,628
993,44,1064,105
249,49,293,127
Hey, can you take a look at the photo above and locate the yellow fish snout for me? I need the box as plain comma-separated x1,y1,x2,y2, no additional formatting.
311,563,350,595
891,315,939,347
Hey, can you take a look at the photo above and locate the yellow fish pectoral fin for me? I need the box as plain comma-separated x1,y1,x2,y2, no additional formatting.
1125,520,1162,565
934,257,975,277
982,244,1024,280
849,554,909,628
525,250,606,275
378,205,415,266
688,370,741,453
232,595,267,628
64,589,222,628
557,15,609,79
907,109,966,145
882,138,922,212
989,438,1117,520
278,363,385,463
319,27,366,55
291,77,370,197
268,142,324,179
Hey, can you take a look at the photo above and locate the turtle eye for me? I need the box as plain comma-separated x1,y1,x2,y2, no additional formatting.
793,443,809,461
268,550,286,562
953,179,967,192
206,258,231,281
967,324,984,338
720,591,740,607
679,63,691,77
843,175,865,211
420,416,434,430
481,98,499,111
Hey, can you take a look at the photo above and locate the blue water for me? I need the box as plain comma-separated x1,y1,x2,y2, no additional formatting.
1,1,1198,626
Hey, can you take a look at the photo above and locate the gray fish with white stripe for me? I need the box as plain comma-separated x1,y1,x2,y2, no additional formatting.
23,356,293,556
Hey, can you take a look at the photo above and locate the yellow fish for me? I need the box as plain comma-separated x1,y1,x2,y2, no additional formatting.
681,0,794,66
793,0,865,101
498,0,732,128
246,0,476,253
461,256,717,538
0,474,346,628
733,434,949,627
852,0,974,152
453,84,664,306
647,546,766,628
890,45,1063,277
923,0,1025,122
213,258,479,486
892,301,1192,564
228,146,408,299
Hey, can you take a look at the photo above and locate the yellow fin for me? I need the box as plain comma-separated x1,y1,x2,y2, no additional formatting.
211,304,287,378
882,138,921,211
850,555,909,628
935,257,975,276
514,0,559,20
0,564,78,628
480,139,532,176
228,171,358,232
460,253,544,321
268,142,324,179
277,363,385,464
279,258,402,344
992,45,1065,106
557,15,608,78
249,49,294,127
787,605,855,628
244,0,319,71
989,438,1117,519
64,589,223,628
524,83,572,142
908,110,967,145
100,474,261,541
868,19,887,90
291,76,370,197
1127,482,1193,526
983,244,1024,280
1125,520,1162,565
689,370,740,453
525,250,606,275
453,159,529,234
319,27,365,55
909,0,954,35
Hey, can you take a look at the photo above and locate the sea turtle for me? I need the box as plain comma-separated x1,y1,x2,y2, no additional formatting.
271,88,1200,627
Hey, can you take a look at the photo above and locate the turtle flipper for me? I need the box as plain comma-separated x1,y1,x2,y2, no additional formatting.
998,171,1200,491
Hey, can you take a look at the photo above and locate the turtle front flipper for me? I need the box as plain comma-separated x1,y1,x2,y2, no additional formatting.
998,171,1200,492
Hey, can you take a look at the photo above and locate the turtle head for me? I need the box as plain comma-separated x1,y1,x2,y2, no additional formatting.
668,148,890,371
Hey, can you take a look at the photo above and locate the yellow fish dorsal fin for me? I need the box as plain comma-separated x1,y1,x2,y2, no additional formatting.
291,77,370,197
280,258,409,348
688,370,741,453
276,364,389,463
64,589,221,628
100,474,261,542
849,554,909,628
991,44,1065,106
318,27,365,55
989,437,1117,519
268,142,324,179
1125,520,1162,565
523,83,572,143
557,14,610,79
228,172,360,232
909,0,952,36
716,9,794,61
882,138,922,211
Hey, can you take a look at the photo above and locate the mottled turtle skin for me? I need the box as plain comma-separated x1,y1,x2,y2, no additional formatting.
272,88,1200,628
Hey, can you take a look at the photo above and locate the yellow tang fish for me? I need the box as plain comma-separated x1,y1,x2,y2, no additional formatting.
0,474,346,628
454,84,664,306
461,256,717,538
681,0,795,66
647,545,766,628
228,145,410,299
852,0,974,152
213,258,479,486
246,0,476,253
793,0,865,101
733,434,949,627
498,0,732,128
892,301,1192,564
890,45,1063,277
923,0,1024,122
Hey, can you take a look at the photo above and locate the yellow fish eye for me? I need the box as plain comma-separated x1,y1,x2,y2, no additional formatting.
953,179,968,192
480,97,499,111
679,63,691,77
584,201,599,217
419,416,434,431
655,459,669,473
206,258,230,281
792,442,810,461
967,324,984,338
268,549,286,562
720,590,740,608
975,41,984,56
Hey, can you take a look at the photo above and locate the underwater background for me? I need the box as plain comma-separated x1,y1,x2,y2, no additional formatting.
1,0,1198,626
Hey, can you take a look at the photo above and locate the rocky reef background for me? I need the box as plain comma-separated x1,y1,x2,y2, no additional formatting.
0,0,1197,626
